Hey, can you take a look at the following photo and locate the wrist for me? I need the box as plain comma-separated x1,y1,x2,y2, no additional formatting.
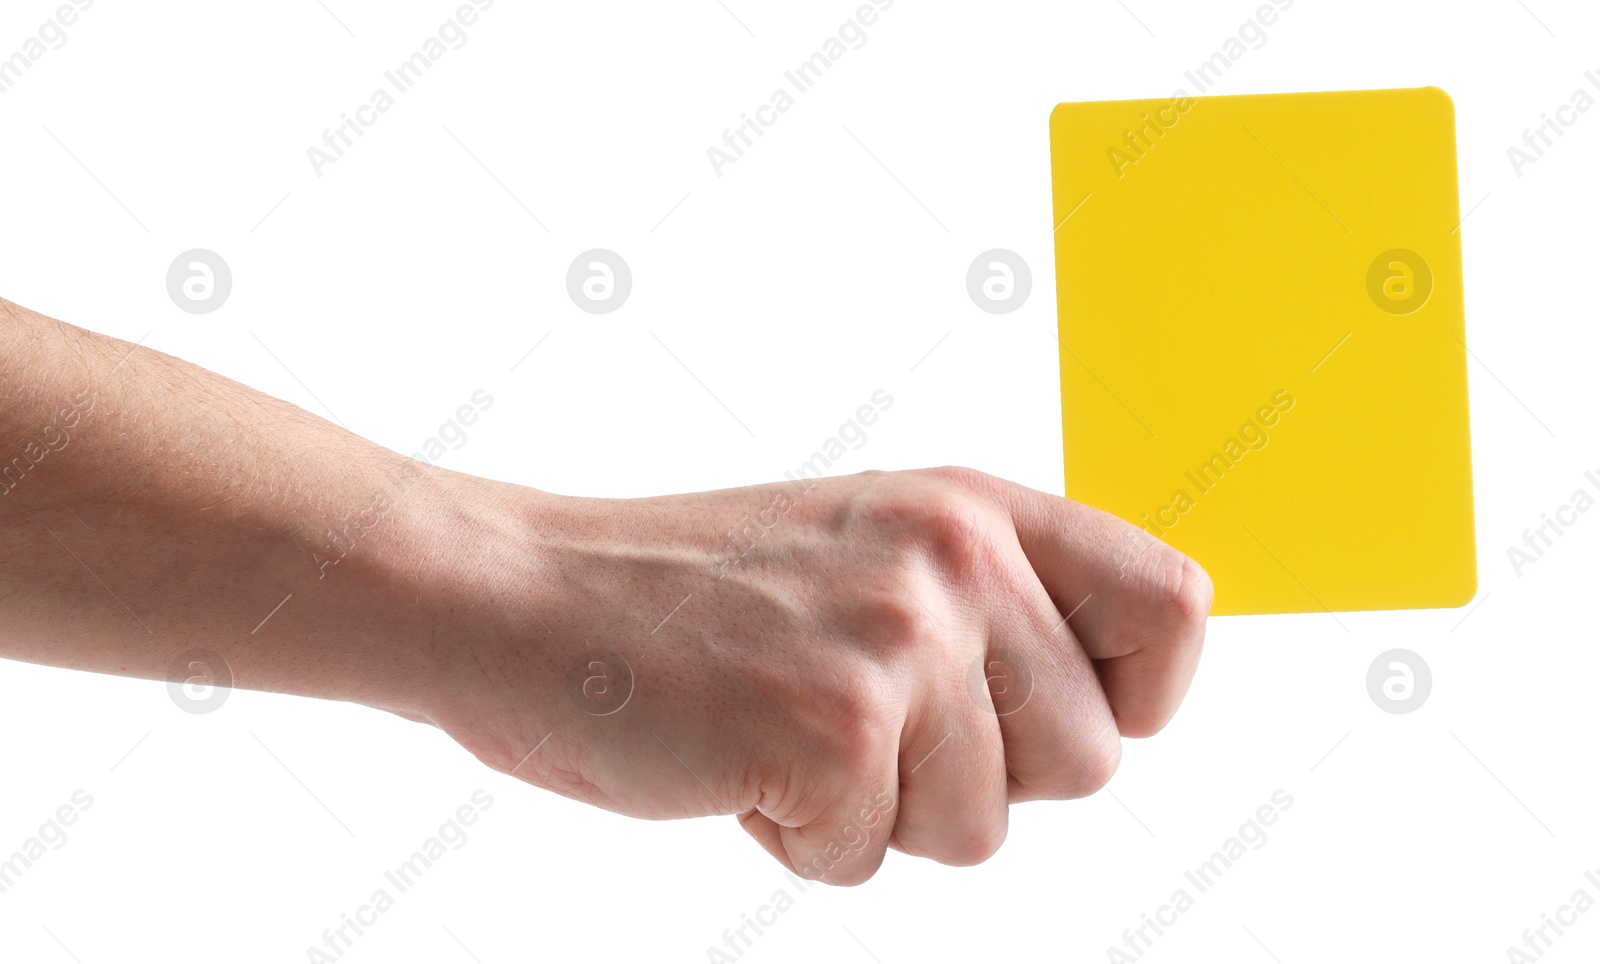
381,466,578,756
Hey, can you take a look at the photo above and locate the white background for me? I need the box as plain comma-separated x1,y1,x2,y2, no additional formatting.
0,1,1596,961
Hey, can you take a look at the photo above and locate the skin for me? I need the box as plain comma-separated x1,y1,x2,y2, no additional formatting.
0,297,1211,885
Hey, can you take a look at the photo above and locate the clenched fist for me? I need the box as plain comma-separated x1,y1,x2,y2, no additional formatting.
0,301,1211,886
416,466,1213,884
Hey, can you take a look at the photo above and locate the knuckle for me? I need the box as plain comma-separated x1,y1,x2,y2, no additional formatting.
936,820,1009,867
920,465,992,490
855,484,1006,586
857,586,940,646
913,490,1005,579
858,483,960,532
831,726,883,781
807,677,893,773
1159,551,1215,630
1066,733,1123,798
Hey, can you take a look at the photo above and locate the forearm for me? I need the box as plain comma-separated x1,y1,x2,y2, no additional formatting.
0,299,525,716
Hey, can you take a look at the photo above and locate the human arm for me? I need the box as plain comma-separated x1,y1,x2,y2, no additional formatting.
0,297,1211,882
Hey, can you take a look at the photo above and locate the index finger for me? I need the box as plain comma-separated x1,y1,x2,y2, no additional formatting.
946,467,1214,737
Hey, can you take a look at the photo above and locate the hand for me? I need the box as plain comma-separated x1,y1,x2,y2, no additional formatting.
412,466,1212,884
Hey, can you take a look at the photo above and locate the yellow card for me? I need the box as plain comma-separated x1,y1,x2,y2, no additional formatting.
1048,87,1476,616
